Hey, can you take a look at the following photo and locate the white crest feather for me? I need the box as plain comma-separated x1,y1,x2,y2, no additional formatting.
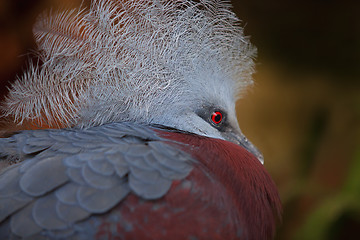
2,0,256,128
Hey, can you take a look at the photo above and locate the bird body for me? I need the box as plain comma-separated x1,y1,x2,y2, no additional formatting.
0,0,281,239
0,123,280,239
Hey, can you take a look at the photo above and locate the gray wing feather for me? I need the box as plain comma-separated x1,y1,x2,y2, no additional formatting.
77,183,130,213
55,182,79,204
56,200,90,223
125,155,153,171
81,164,119,189
0,122,193,238
20,155,69,196
33,194,68,230
10,202,42,237
87,157,114,176
129,170,173,199
19,157,41,173
0,166,34,223
66,168,87,185
0,166,22,197
0,197,29,223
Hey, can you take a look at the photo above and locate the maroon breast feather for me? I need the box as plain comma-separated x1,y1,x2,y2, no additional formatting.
95,130,282,240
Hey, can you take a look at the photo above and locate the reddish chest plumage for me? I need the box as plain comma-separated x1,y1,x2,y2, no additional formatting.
95,131,281,240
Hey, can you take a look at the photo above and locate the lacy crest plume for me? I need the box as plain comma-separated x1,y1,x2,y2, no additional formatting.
2,0,256,128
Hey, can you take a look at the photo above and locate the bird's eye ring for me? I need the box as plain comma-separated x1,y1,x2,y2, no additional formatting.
211,111,223,125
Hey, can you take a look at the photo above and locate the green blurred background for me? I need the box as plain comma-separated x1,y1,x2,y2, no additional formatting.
0,0,359,239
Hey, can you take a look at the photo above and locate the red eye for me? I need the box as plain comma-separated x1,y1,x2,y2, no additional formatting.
211,111,223,124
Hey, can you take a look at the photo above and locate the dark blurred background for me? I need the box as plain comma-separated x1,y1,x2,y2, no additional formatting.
0,0,359,239
233,1,360,239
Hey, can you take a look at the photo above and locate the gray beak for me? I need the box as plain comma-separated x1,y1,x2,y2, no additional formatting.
221,130,264,164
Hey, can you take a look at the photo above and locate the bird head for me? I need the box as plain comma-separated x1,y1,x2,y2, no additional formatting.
1,0,262,162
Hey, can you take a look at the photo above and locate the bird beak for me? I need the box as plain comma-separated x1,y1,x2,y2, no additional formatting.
221,130,264,164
